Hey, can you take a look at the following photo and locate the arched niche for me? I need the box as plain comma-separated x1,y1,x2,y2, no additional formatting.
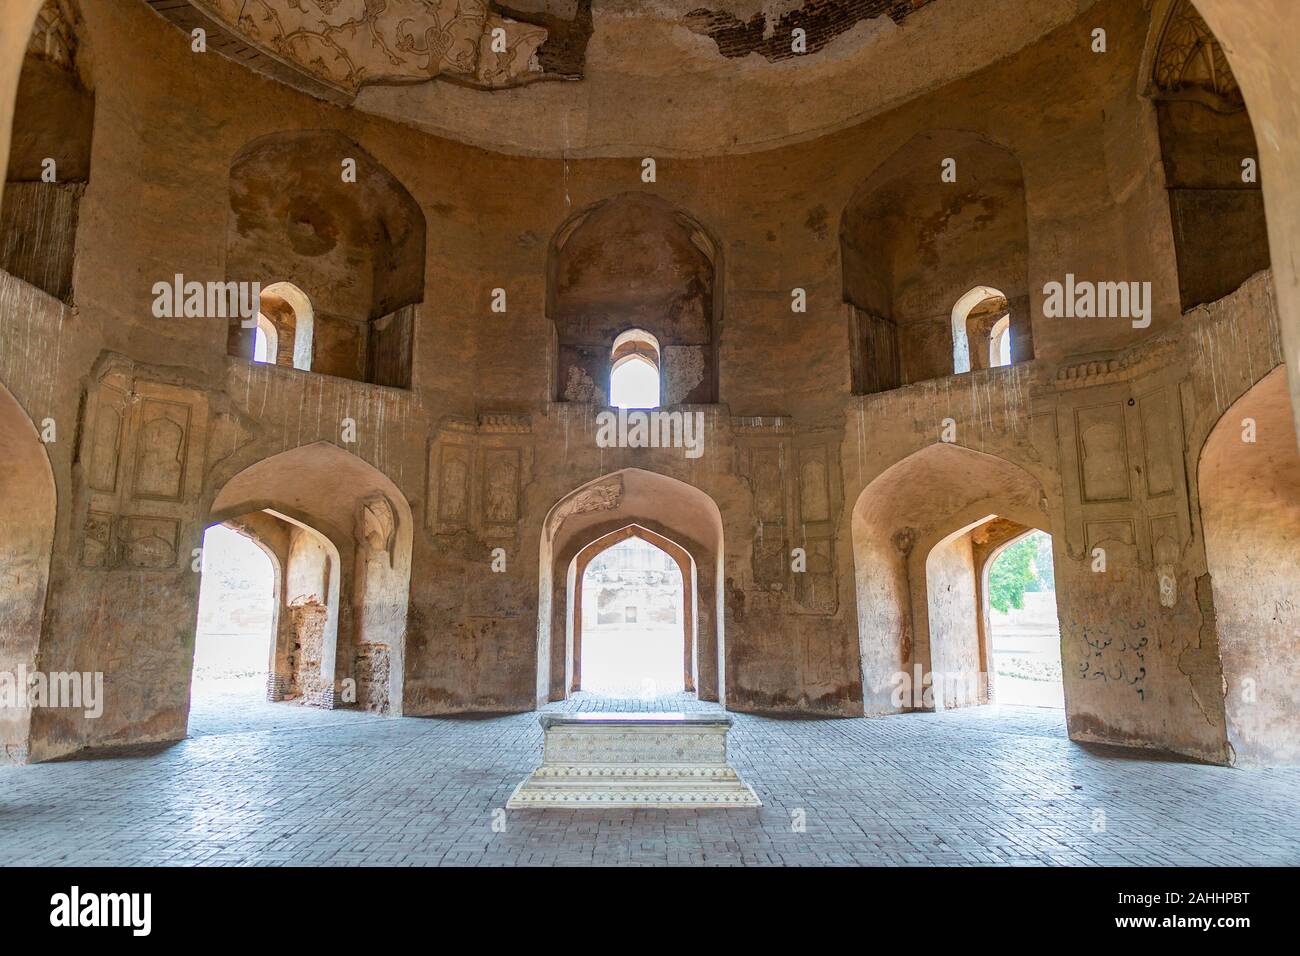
1142,0,1271,312
1182,0,1300,448
548,193,720,406
840,130,1031,393
1,0,93,303
225,130,425,387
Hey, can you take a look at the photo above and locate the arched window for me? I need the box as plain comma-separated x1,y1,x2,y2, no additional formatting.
609,329,661,408
951,286,1008,373
253,314,278,364
260,282,314,371
550,195,718,405
229,133,424,385
989,315,1011,368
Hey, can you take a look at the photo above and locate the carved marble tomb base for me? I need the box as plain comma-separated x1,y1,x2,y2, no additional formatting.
506,713,762,809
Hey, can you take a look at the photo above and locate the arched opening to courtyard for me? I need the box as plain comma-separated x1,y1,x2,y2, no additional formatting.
852,443,1059,721
576,530,688,696
538,468,723,705
192,523,278,700
982,528,1063,709
191,441,414,728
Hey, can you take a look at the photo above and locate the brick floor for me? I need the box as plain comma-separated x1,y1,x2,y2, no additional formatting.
1,687,1297,866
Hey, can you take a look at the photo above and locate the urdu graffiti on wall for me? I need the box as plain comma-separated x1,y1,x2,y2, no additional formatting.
1079,622,1149,701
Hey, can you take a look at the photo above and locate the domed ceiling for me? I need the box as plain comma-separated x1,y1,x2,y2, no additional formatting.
142,0,1097,156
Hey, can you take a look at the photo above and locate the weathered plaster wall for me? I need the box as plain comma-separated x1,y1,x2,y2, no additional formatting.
924,530,983,710
0,0,1294,766
0,376,54,761
1199,365,1300,766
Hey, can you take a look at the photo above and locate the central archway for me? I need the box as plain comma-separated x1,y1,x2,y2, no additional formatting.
571,524,694,696
537,468,725,705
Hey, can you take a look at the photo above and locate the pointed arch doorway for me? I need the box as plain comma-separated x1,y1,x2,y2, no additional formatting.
572,524,694,697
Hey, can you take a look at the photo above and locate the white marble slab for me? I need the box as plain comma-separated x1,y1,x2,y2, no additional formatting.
507,712,761,809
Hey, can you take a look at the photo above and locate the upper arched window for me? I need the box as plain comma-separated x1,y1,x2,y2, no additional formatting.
253,314,278,364
261,282,314,371
610,329,661,408
989,315,1011,368
951,286,1009,374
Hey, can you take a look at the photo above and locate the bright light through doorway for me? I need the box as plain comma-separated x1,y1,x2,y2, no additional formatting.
609,357,660,409
988,530,1063,708
193,524,275,693
581,536,683,696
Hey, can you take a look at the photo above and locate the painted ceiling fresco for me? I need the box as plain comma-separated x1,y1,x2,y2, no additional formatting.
193,0,555,92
